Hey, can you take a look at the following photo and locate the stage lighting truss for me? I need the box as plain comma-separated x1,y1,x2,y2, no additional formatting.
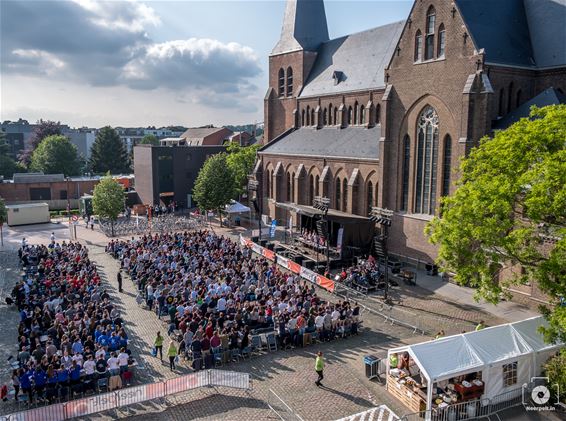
369,207,393,226
313,196,331,214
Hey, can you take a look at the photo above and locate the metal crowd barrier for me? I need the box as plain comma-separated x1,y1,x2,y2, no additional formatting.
400,387,523,421
0,369,250,421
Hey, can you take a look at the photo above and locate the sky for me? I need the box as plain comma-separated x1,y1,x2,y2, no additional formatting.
0,0,412,128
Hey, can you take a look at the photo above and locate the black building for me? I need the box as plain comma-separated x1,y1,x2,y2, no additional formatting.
134,144,226,208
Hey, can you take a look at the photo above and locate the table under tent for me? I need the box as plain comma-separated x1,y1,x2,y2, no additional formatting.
223,200,251,226
386,316,563,415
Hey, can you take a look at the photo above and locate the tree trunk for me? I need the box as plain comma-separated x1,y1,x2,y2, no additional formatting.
218,208,223,227
111,220,115,237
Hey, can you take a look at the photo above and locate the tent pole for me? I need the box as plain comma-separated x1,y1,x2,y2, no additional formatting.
426,374,433,421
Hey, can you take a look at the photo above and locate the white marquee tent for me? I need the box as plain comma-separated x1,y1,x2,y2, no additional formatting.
224,200,251,214
388,316,563,410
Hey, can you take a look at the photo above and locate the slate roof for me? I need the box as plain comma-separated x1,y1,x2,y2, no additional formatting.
523,0,566,68
300,21,404,97
493,87,566,130
259,126,380,160
271,0,329,55
455,0,566,68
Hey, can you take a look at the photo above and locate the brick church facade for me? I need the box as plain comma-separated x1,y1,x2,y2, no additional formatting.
253,0,565,300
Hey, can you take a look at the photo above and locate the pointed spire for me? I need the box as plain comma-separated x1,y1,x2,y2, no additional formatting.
271,0,329,55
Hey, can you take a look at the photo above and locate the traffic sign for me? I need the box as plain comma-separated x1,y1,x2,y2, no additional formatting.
71,215,79,224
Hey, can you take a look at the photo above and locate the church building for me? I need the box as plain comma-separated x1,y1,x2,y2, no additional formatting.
253,0,565,300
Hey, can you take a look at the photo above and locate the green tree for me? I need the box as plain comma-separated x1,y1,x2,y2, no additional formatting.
0,134,26,178
543,349,566,404
426,105,566,343
193,153,236,225
19,119,62,166
30,135,82,176
89,126,130,174
0,197,7,246
139,134,159,146
92,174,124,236
226,142,259,195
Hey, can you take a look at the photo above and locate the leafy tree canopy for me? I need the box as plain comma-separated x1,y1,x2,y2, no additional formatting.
89,126,130,174
0,134,26,178
543,349,566,404
139,134,159,146
226,142,259,194
193,153,237,213
92,174,124,236
19,119,62,166
426,105,566,343
30,135,82,176
0,197,7,225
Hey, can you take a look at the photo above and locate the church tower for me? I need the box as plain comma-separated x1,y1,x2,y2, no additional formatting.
264,0,329,143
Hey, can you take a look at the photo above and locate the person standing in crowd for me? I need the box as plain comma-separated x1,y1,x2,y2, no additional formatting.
117,270,123,293
11,370,20,402
154,332,164,361
315,351,324,387
167,341,178,371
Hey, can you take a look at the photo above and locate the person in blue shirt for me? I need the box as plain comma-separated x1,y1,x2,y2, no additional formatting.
94,326,103,342
69,361,82,384
34,367,47,401
19,368,33,403
56,366,69,385
46,365,58,403
108,333,120,352
71,337,84,355
97,333,109,348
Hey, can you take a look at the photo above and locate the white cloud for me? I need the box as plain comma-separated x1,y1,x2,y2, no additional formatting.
0,0,261,111
122,39,261,91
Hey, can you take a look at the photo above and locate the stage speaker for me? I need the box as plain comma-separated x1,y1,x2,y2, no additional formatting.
316,220,328,238
259,240,267,247
293,255,304,265
304,260,315,270
251,236,259,243
267,242,274,251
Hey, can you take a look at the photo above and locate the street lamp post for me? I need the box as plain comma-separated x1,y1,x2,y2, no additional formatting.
66,176,71,221
313,196,330,273
370,207,394,300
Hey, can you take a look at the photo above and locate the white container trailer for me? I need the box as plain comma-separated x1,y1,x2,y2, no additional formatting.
6,203,50,226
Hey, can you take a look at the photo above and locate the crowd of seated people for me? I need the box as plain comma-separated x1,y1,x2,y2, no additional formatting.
106,230,361,365
339,256,386,291
10,242,132,405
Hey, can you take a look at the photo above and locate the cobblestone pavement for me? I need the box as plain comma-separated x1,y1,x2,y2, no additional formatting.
0,250,22,404
0,222,537,420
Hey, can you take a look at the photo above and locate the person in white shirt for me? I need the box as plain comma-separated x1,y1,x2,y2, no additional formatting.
72,352,84,367
107,352,120,376
315,314,325,331
83,355,96,379
118,348,130,374
95,347,106,360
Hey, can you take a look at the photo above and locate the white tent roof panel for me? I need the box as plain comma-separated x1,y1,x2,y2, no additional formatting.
510,317,561,352
388,316,563,383
465,324,532,364
224,200,251,214
409,336,484,381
